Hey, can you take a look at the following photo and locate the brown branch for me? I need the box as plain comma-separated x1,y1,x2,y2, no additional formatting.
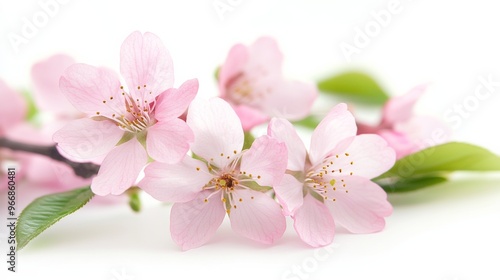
0,137,100,179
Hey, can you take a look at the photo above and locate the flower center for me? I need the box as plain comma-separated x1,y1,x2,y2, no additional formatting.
226,75,273,107
303,152,356,203
215,173,238,191
96,85,156,133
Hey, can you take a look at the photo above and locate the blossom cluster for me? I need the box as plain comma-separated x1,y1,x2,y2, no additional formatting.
0,31,450,249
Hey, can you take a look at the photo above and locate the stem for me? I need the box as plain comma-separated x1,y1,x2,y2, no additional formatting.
0,137,100,179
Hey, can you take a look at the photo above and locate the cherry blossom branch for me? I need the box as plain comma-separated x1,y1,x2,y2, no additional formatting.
0,137,100,179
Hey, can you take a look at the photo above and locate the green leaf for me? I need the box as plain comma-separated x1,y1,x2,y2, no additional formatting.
21,90,39,122
127,187,141,213
214,66,220,81
378,142,500,179
374,142,500,192
16,186,94,250
318,71,389,105
243,131,255,150
293,116,321,130
377,176,449,193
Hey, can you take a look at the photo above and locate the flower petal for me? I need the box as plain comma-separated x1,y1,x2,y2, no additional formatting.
146,119,193,164
53,118,123,159
59,64,124,117
293,194,335,247
393,115,451,158
309,103,357,166
120,31,174,99
261,80,318,121
240,135,287,187
139,157,211,202
229,189,286,244
219,43,248,97
170,190,226,250
268,118,307,171
326,176,392,233
233,104,269,132
382,84,427,125
0,79,26,134
326,134,396,179
91,137,148,196
25,156,91,190
187,97,243,168
31,54,77,116
155,79,198,121
378,130,417,160
274,174,304,216
247,37,283,74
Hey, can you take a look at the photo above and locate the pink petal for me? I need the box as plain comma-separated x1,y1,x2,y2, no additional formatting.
274,174,304,215
146,119,193,164
309,103,357,166
326,176,392,233
219,43,248,97
187,98,243,168
327,134,396,179
261,80,318,121
378,130,417,160
382,84,427,125
59,64,124,116
53,118,123,160
31,54,78,116
139,157,212,202
170,190,226,250
120,31,174,99
25,156,91,190
240,135,287,187
229,189,286,244
247,37,283,75
0,79,26,134
268,118,307,171
293,194,335,247
233,104,269,131
393,115,451,158
155,79,198,121
91,137,148,196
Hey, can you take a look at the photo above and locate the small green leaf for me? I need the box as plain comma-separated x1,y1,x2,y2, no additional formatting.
214,66,221,82
374,142,500,192
127,187,141,213
318,71,389,105
243,131,255,150
377,176,449,193
378,142,500,180
21,90,39,122
16,186,94,250
293,116,321,130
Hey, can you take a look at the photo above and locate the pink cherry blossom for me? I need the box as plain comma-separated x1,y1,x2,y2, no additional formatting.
0,79,27,190
31,54,80,118
357,85,450,159
268,103,395,247
53,31,197,196
139,98,287,250
219,37,318,131
0,79,26,137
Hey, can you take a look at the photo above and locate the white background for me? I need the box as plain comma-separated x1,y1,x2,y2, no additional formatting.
1,0,500,279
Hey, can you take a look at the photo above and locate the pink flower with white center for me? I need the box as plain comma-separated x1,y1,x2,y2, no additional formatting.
219,37,318,131
357,85,450,159
53,31,197,196
139,98,287,250
268,103,396,247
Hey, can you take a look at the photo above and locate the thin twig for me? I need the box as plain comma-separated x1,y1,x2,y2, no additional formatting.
0,137,100,179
